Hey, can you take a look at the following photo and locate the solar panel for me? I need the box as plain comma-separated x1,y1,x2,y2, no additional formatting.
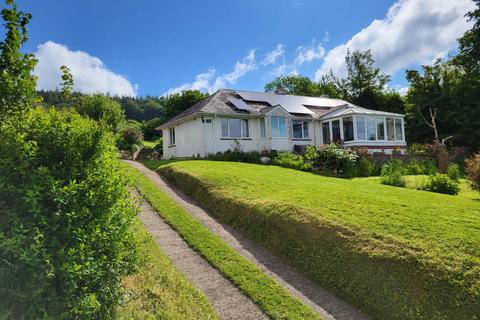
236,91,269,103
229,98,251,111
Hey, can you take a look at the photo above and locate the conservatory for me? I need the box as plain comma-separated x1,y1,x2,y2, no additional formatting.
319,104,406,154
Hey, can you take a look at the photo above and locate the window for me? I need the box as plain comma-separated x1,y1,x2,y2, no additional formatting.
332,120,341,142
292,120,309,139
169,127,175,146
395,118,403,140
342,116,354,141
356,116,366,140
322,122,330,144
376,116,385,140
366,116,376,141
259,118,265,138
271,116,287,137
221,118,249,138
386,117,395,141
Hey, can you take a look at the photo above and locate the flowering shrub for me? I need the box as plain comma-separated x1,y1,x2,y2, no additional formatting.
313,143,358,173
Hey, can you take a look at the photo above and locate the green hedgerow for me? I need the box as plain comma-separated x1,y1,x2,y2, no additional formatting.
0,107,137,319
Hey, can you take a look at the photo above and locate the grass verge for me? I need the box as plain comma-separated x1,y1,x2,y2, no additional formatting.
122,162,322,320
157,160,480,320
115,218,218,319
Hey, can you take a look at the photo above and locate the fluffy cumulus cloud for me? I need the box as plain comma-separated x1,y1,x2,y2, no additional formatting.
34,41,137,96
165,49,257,95
315,0,476,80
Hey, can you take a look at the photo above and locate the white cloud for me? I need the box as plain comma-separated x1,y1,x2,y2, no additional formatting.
295,41,325,66
34,41,137,96
165,50,257,95
262,44,285,66
165,69,216,95
315,0,476,80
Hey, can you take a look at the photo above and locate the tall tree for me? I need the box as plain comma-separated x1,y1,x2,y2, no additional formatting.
0,0,38,122
265,74,341,98
163,90,208,121
335,49,394,111
60,65,74,102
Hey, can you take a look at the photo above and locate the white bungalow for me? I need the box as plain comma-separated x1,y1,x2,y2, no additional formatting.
158,89,406,159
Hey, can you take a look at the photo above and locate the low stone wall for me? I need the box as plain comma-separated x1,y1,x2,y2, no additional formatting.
370,153,431,165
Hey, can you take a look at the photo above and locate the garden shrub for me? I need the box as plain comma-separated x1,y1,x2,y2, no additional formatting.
0,107,137,319
314,143,358,174
272,152,311,171
206,149,262,163
423,174,460,195
465,153,480,192
447,164,461,182
75,94,126,133
117,125,144,151
380,170,406,187
355,157,374,177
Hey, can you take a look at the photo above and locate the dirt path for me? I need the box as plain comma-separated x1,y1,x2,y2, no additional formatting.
134,189,267,320
125,160,369,320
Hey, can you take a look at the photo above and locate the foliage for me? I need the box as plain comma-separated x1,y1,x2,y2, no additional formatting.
265,74,341,98
0,107,137,319
75,94,126,133
117,125,144,151
123,163,321,320
313,143,358,174
423,174,460,195
0,0,39,122
272,152,311,171
380,169,406,187
142,117,163,140
465,153,480,192
447,163,461,182
161,161,480,320
162,90,208,121
206,149,262,164
355,157,374,177
60,65,74,102
117,219,218,319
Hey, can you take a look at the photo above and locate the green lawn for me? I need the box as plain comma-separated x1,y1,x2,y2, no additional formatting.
356,175,479,199
157,160,480,320
122,162,321,320
116,219,218,320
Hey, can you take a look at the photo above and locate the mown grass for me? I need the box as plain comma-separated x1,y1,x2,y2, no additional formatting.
116,218,218,320
357,175,479,199
122,162,322,320
157,160,480,320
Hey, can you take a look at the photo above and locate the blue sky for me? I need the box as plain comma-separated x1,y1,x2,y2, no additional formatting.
16,0,475,97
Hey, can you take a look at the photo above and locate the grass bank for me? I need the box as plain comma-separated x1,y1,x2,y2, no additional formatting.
116,219,218,319
156,160,480,320
122,162,322,320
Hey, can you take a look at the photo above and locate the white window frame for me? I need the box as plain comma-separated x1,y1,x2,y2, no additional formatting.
271,116,288,138
221,118,249,138
292,120,309,139
169,127,175,146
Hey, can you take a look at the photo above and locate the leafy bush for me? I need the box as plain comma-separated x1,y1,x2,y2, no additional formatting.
206,149,262,163
465,153,480,192
0,108,137,319
118,125,144,151
142,117,163,140
447,164,461,182
380,170,406,187
313,144,358,174
272,152,311,171
424,174,460,195
356,157,374,177
75,94,126,133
